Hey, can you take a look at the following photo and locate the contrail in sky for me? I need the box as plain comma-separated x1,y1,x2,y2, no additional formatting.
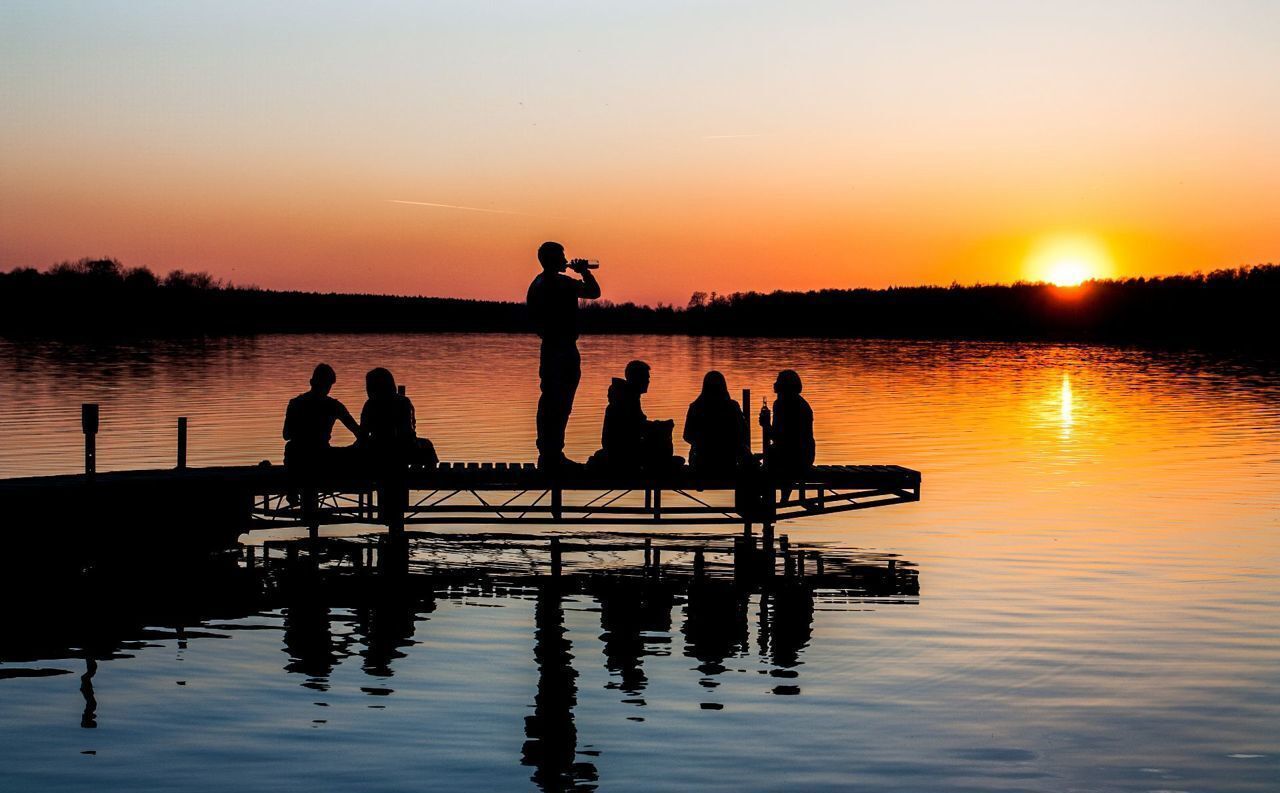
388,199,561,219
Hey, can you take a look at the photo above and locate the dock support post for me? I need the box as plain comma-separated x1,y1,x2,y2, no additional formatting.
643,537,652,569
798,549,806,578
652,488,661,520
551,487,563,521
651,547,661,578
815,553,824,578
550,537,562,578
732,536,746,588
780,534,793,578
743,388,752,450
762,523,775,578
693,547,705,583
176,417,187,469
81,404,98,475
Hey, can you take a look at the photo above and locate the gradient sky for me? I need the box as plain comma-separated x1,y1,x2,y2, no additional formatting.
2,1,1277,304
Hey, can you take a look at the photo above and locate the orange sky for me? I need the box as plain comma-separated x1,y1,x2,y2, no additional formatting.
2,2,1277,304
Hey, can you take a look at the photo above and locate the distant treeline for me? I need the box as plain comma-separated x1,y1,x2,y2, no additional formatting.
1,257,1277,347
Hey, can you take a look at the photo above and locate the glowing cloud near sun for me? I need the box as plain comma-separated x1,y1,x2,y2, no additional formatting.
1026,235,1113,286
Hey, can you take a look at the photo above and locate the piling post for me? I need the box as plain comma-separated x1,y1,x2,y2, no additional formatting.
762,523,775,578
652,488,661,520
798,549,806,578
81,404,98,475
732,536,746,588
742,388,752,450
693,547,705,583
643,537,652,569
551,487,563,521
176,417,188,469
815,553,824,577
780,534,793,578
550,537,562,578
652,547,662,578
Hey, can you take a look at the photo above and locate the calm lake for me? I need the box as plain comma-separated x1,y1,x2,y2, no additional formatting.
1,333,1278,792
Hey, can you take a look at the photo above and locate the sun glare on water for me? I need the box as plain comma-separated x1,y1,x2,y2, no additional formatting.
1026,236,1112,287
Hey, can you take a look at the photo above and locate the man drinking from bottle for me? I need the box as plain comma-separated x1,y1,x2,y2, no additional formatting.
527,241,601,469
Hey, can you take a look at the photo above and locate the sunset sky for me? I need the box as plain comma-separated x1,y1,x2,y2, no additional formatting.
2,1,1277,304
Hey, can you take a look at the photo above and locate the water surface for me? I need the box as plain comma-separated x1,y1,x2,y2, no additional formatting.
1,334,1277,792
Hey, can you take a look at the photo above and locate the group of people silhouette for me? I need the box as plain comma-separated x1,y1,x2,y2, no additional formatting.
281,241,815,478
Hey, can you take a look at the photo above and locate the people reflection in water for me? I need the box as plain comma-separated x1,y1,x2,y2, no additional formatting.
682,587,749,687
358,367,438,470
759,589,814,692
79,657,98,729
683,370,750,476
595,578,674,703
282,363,361,470
590,360,680,473
522,587,598,791
282,601,351,691
527,241,601,470
357,595,432,680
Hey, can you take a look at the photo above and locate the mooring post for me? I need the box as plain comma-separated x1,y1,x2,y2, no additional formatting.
81,403,98,475
798,549,806,578
644,536,652,569
176,416,188,469
815,552,824,577
693,547,705,583
652,547,662,578
742,388,752,450
551,487,563,521
550,537,562,578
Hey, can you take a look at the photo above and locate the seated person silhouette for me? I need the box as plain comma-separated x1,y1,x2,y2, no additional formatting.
283,363,361,472
683,370,749,476
759,369,815,490
358,367,438,470
590,360,680,473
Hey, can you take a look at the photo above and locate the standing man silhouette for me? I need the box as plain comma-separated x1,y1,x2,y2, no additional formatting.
527,241,601,469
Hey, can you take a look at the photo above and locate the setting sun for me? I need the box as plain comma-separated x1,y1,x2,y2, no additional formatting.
1027,236,1113,287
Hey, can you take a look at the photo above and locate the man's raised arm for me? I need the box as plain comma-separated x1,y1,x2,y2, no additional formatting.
570,259,601,299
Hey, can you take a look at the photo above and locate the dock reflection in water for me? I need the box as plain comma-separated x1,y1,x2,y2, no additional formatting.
0,534,916,793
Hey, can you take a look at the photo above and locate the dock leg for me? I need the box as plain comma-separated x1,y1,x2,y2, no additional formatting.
643,537,652,570
550,537,562,578
652,488,661,520
551,487,563,521
651,547,661,578
762,523,775,579
693,548,705,583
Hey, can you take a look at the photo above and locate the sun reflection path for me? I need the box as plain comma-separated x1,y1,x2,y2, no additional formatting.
1060,372,1073,439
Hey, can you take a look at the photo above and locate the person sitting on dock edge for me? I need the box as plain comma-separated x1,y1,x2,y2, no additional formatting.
759,369,815,499
590,360,681,473
358,367,437,470
282,363,361,471
683,370,750,477
527,241,601,470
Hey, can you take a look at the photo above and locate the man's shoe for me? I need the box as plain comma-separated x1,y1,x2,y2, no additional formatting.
538,454,583,470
